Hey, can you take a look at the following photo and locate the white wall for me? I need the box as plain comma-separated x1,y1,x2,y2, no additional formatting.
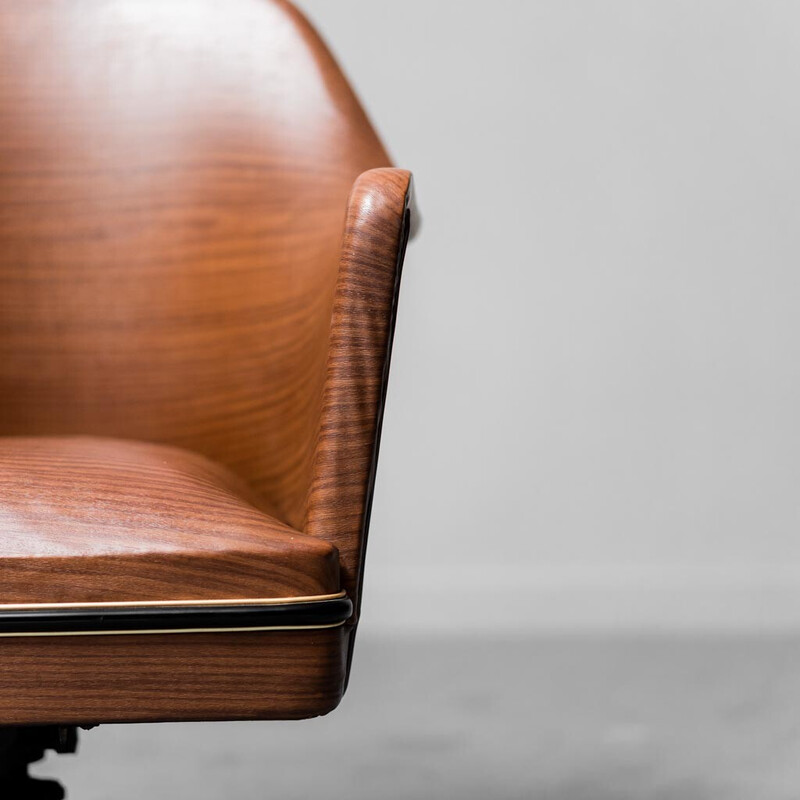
295,0,800,632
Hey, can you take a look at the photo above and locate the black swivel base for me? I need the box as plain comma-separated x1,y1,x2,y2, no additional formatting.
0,726,78,799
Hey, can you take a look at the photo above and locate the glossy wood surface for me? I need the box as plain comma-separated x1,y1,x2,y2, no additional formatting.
0,0,413,724
307,168,412,617
0,627,347,725
0,436,338,604
0,0,390,531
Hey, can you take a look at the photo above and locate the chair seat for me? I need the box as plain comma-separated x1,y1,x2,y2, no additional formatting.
0,436,339,606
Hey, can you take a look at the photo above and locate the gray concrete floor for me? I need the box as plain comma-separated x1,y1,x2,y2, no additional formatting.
39,634,800,798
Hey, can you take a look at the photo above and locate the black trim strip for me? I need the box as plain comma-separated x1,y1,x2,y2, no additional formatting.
0,597,353,635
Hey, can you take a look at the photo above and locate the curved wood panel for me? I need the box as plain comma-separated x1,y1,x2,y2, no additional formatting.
0,0,390,529
0,1,414,723
306,168,413,618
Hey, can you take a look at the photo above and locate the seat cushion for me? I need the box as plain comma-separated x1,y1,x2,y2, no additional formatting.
0,437,339,605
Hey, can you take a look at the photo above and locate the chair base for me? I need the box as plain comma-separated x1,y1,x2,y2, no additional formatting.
0,726,77,800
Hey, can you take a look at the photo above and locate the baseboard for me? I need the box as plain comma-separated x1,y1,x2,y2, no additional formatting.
361,564,800,634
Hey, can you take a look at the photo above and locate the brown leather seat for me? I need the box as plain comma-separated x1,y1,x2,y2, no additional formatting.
0,436,339,606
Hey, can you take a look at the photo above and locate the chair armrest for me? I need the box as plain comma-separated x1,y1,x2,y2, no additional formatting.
305,167,414,625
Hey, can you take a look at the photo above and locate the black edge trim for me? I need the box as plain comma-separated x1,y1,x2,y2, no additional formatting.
0,597,353,634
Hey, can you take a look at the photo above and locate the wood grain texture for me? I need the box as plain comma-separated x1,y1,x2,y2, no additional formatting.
0,0,414,724
0,436,338,604
0,0,390,531
306,168,412,621
0,627,347,725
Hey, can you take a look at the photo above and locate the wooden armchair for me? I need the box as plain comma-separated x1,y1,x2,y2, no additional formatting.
0,0,413,793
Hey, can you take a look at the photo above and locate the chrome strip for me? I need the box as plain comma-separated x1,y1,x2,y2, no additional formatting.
0,590,346,612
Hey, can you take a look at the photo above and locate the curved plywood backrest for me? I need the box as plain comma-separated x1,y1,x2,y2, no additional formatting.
0,0,391,529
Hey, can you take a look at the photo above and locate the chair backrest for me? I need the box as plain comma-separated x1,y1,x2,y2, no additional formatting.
0,0,391,531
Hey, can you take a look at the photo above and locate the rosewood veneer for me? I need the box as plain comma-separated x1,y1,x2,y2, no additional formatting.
0,0,413,779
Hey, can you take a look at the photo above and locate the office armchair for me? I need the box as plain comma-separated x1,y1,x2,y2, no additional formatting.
0,0,413,794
